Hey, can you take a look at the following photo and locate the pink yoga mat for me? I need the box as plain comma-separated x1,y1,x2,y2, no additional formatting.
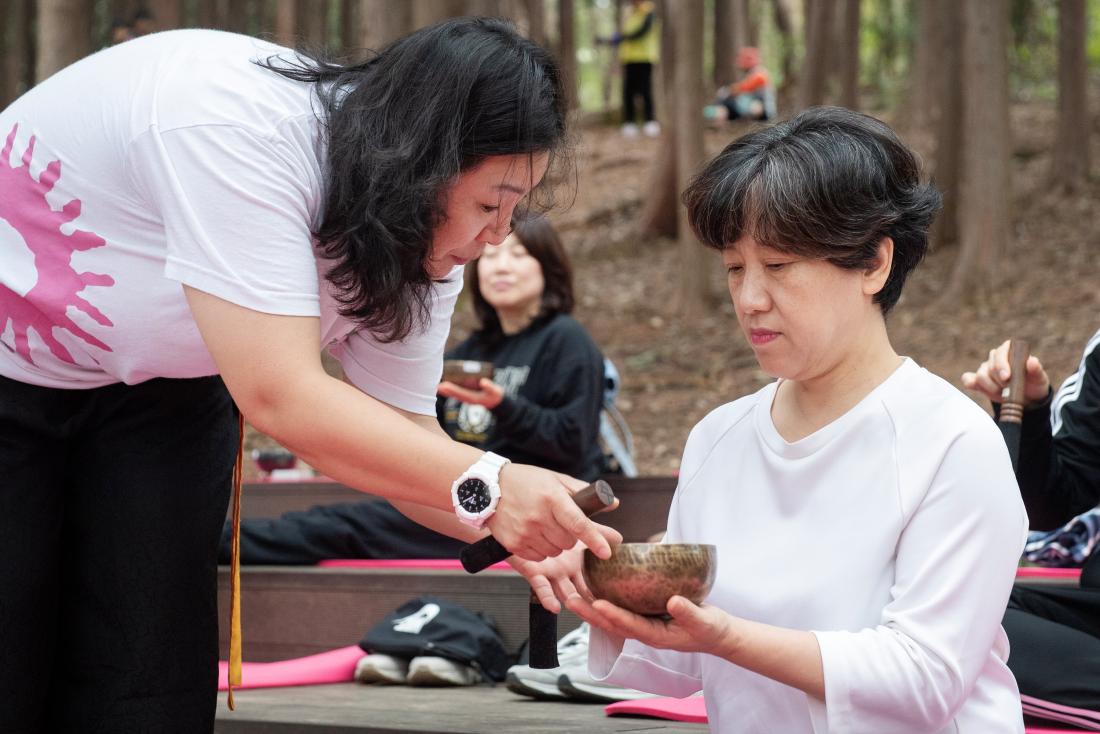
605,696,1076,732
1016,567,1082,581
605,696,707,723
217,645,363,691
317,558,512,571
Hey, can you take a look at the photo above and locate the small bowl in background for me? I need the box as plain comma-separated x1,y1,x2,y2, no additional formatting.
583,543,717,617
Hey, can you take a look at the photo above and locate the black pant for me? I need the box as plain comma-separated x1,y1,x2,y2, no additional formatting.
1005,584,1100,720
220,499,466,565
0,374,237,733
622,62,655,124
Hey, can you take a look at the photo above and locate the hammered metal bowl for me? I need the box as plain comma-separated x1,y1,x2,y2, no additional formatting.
583,543,717,617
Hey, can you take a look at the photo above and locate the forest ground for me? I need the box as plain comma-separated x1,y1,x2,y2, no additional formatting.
248,101,1100,477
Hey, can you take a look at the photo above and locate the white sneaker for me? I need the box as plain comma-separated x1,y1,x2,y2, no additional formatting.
355,653,409,684
505,623,591,700
620,122,640,138
557,667,659,703
642,120,661,138
407,655,482,686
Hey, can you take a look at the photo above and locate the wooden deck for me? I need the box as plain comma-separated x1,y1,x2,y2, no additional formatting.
214,683,707,733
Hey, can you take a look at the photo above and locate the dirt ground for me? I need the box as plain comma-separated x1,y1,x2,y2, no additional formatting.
249,102,1100,478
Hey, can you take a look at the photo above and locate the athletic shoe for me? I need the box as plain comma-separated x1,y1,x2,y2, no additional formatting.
407,655,482,686
354,653,409,684
505,623,591,700
557,668,659,704
642,120,661,138
620,123,640,138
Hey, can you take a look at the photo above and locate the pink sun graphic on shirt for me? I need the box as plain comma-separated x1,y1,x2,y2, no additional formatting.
0,123,114,365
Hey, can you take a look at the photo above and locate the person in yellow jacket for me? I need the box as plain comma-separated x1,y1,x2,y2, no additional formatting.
600,0,660,138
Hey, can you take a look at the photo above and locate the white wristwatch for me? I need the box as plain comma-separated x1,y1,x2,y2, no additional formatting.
451,452,510,528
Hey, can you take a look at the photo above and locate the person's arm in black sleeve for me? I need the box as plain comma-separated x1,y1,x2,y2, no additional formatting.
1012,335,1100,529
490,356,603,469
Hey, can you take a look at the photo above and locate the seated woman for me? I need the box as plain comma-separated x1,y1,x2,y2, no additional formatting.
220,214,606,564
559,107,1028,732
964,332,1100,728
705,47,774,124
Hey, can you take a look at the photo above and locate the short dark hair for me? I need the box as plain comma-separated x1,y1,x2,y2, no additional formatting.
468,213,574,345
260,17,569,341
683,106,941,314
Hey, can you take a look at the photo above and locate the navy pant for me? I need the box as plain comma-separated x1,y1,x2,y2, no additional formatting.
0,374,237,733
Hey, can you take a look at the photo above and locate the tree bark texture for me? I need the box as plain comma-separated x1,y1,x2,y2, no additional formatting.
2,0,32,106
835,0,859,109
669,0,708,318
1052,0,1089,192
297,0,330,46
906,0,943,133
522,0,546,46
712,0,746,88
771,0,795,92
799,0,831,108
557,0,577,109
354,0,414,50
145,0,183,29
929,0,962,251
637,1,677,240
948,0,1011,301
36,0,94,82
414,0,467,27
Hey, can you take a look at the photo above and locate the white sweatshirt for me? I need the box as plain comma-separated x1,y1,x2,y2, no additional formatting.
590,359,1028,733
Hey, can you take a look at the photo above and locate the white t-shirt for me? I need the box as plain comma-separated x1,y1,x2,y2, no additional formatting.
0,29,460,415
590,359,1029,733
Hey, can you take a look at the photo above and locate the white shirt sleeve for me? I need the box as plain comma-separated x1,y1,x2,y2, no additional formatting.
126,124,322,316
587,446,706,697
808,421,1028,733
329,268,464,416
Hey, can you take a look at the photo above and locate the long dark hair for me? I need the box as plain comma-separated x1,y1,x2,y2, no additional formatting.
468,213,574,347
683,106,941,314
260,17,569,341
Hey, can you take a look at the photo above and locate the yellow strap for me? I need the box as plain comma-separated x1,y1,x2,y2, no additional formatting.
227,412,245,710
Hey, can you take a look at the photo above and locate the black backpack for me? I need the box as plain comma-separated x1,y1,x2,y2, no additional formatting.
358,596,511,682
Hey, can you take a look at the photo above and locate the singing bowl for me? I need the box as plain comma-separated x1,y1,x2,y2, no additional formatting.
583,543,717,617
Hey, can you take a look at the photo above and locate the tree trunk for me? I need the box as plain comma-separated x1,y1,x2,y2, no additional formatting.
1052,0,1089,192
557,0,577,109
37,0,94,82
414,0,467,27
906,0,943,133
946,0,1011,302
197,0,218,27
225,0,253,33
146,0,183,29
522,0,546,45
297,0,330,46
836,0,859,109
273,0,297,45
355,0,414,50
2,0,32,106
929,0,962,251
637,1,678,239
669,0,708,317
798,0,830,108
712,0,745,89
771,0,795,95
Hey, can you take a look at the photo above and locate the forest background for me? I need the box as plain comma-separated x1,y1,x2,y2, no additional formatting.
2,0,1098,475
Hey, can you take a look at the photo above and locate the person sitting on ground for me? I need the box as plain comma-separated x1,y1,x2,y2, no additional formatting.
705,46,773,124
963,331,1100,728
540,106,1028,732
219,214,607,565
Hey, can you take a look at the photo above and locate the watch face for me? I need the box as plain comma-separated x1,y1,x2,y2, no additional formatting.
456,478,492,513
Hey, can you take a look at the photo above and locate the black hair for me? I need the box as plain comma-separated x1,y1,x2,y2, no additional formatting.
259,17,569,341
683,106,941,314
468,213,574,347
